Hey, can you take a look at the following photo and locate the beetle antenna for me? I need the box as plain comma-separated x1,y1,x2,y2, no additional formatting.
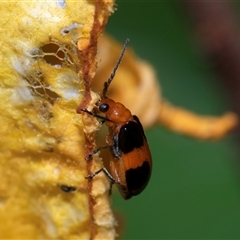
102,38,130,98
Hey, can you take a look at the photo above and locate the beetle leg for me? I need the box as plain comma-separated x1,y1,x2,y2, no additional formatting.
85,167,103,179
102,168,117,196
102,167,116,183
85,167,114,181
108,179,115,196
85,146,110,161
85,167,116,195
81,108,111,122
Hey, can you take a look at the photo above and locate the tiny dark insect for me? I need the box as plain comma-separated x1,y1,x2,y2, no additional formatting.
60,185,76,193
81,39,152,200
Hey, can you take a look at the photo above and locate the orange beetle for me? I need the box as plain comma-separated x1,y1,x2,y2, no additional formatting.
81,39,152,199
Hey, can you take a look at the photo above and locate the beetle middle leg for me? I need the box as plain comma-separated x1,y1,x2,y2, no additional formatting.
85,146,110,160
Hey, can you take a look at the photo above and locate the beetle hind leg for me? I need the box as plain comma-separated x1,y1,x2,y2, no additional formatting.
85,167,115,182
85,167,116,196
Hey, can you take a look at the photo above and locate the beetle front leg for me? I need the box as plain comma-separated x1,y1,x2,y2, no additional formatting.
81,108,111,122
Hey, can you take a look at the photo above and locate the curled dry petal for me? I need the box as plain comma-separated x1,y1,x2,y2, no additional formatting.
94,35,238,140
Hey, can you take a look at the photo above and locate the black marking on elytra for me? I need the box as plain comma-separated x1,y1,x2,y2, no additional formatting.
133,115,146,139
118,121,144,154
125,161,151,194
117,184,132,200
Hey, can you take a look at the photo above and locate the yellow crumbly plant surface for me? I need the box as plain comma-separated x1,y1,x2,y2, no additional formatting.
0,1,115,239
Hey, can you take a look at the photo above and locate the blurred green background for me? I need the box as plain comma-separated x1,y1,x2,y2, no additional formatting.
105,2,240,239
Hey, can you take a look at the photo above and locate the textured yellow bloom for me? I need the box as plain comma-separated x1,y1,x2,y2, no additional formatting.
0,1,115,239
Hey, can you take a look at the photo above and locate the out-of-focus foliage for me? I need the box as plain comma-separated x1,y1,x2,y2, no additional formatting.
106,2,240,239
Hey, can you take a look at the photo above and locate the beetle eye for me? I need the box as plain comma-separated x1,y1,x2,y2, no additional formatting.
99,103,109,112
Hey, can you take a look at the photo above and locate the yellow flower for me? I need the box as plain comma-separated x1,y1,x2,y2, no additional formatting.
0,1,115,239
